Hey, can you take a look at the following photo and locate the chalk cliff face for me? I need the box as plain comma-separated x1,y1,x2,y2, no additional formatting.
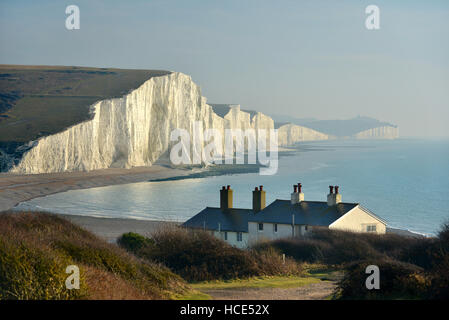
9,73,329,174
353,126,399,139
277,123,330,146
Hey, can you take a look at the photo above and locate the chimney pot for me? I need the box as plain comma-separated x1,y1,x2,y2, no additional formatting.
298,183,302,193
227,185,230,190
293,185,298,193
255,187,259,191
259,185,263,191
327,185,341,206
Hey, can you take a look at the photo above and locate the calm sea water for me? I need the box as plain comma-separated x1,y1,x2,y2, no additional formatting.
15,139,449,235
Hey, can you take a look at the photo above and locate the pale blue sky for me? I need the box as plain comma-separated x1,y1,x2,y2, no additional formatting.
1,0,448,137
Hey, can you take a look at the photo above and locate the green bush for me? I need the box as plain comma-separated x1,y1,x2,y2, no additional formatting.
118,232,155,252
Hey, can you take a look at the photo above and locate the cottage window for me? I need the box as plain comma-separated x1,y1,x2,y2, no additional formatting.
224,231,228,240
274,224,278,233
237,232,243,242
258,223,264,231
366,225,377,232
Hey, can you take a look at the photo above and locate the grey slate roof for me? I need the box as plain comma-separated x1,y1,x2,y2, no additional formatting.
182,207,253,232
182,200,361,232
248,200,359,226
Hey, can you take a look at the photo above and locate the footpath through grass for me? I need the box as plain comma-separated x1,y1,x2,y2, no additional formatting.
176,265,341,300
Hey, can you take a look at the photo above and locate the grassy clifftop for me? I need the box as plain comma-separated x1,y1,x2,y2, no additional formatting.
0,65,170,144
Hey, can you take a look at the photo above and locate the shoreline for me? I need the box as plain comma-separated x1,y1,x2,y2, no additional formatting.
0,165,198,212
60,214,179,243
0,162,267,212
0,148,297,212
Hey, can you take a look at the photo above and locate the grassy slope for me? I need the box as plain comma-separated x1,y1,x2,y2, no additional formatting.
0,65,170,144
190,276,320,290
0,211,189,300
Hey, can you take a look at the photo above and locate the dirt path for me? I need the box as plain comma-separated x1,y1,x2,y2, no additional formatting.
202,281,337,300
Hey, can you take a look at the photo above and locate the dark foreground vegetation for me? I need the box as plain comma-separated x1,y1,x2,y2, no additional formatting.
1,211,447,300
254,226,449,299
118,227,300,282
0,212,187,299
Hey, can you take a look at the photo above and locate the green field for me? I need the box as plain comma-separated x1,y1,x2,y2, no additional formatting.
0,65,170,143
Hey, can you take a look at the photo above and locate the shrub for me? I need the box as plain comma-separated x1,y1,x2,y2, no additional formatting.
118,232,155,252
427,222,449,299
256,228,436,267
337,259,429,300
254,225,449,299
118,227,301,282
255,238,330,263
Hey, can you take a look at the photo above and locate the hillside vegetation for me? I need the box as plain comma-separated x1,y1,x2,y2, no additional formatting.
2,211,446,300
0,211,187,300
0,65,170,144
118,228,301,282
254,226,449,299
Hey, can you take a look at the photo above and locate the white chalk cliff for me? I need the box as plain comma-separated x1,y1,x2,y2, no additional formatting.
10,72,330,174
277,123,329,145
353,126,399,139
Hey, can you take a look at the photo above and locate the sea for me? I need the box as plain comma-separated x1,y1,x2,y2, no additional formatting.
14,139,449,236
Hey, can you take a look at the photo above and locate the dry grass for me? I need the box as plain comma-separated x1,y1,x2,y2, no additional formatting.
0,211,188,300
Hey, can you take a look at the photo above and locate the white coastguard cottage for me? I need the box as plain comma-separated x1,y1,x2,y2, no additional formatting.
182,183,387,248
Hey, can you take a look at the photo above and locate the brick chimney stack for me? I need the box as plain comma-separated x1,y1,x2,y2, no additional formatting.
291,182,305,204
253,185,266,213
220,185,233,211
327,185,342,206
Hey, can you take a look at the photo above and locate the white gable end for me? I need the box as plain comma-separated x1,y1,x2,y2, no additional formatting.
329,205,387,234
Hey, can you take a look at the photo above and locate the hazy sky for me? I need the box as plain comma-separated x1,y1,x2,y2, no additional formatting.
1,0,448,137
